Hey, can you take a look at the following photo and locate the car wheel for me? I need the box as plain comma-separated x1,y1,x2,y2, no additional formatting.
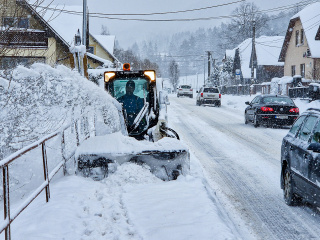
196,100,200,106
253,113,259,128
190,95,193,98
283,167,300,206
244,112,248,124
177,94,179,98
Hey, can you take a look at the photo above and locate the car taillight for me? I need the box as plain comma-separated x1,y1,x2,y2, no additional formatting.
179,88,182,91
289,108,299,113
219,94,221,98
261,106,274,112
190,89,193,91
201,93,203,97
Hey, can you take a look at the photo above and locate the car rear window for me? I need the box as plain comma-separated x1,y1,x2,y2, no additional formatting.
203,88,219,93
262,97,294,105
180,85,191,89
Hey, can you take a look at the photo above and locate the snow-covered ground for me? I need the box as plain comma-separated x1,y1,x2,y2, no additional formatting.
5,94,319,240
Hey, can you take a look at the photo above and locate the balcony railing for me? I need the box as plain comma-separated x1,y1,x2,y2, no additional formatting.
0,30,48,48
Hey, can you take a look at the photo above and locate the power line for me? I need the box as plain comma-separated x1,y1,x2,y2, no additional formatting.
32,0,245,16
30,0,320,22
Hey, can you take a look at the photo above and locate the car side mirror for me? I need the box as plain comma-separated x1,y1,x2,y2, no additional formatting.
307,142,320,153
196,91,199,93
245,101,250,105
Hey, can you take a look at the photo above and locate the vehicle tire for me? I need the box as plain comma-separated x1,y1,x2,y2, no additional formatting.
253,113,260,128
196,100,200,106
283,167,300,206
244,112,248,124
190,95,193,98
177,94,180,98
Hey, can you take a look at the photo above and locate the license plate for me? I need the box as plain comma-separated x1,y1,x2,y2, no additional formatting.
207,94,214,97
276,115,288,119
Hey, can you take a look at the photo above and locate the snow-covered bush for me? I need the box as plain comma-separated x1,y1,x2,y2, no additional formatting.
0,63,122,160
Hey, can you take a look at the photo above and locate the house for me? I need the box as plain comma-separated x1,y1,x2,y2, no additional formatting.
88,34,120,69
279,2,320,80
251,36,284,83
226,36,284,86
0,1,119,70
0,0,71,69
36,4,119,69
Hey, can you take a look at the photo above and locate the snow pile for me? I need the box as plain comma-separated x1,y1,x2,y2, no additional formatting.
11,162,238,240
75,131,188,159
0,63,122,160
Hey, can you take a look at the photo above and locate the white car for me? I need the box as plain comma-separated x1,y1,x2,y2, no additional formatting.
196,86,221,107
177,85,193,98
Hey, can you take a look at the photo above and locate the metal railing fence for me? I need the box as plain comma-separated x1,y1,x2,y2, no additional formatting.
0,113,95,240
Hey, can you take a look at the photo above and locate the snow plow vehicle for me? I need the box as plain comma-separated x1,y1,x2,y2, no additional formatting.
76,63,190,181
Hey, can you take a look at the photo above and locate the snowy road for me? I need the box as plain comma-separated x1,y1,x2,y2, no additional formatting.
168,95,320,240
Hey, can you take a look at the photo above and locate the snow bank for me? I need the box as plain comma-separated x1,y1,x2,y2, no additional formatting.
0,63,122,159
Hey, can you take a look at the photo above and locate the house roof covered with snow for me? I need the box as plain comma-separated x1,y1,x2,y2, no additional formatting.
233,36,284,79
279,2,320,61
91,35,116,54
255,36,285,66
34,5,83,46
224,49,235,60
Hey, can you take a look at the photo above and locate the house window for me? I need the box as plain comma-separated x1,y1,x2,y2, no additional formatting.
18,18,29,28
301,29,304,45
295,30,299,46
291,65,296,76
2,17,29,28
3,17,15,28
88,46,94,54
300,64,305,78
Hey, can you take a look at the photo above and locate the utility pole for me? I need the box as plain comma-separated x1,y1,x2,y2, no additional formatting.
251,21,256,85
207,51,211,78
203,56,205,86
82,0,87,49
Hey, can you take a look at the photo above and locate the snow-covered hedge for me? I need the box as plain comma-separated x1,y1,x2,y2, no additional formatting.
0,63,122,160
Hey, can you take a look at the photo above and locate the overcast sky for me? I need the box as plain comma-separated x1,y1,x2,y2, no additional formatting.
47,0,308,48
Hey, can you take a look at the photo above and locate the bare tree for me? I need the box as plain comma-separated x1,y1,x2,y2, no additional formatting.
169,60,180,92
220,2,268,49
101,24,110,35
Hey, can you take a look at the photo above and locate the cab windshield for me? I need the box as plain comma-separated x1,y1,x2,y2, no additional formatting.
111,77,150,101
109,77,150,128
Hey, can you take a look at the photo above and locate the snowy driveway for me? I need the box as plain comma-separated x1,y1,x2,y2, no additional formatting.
168,95,320,240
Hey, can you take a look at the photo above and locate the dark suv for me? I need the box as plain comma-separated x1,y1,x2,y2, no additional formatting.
281,108,320,207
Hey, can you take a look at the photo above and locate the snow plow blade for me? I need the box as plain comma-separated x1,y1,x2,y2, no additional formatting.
75,132,190,181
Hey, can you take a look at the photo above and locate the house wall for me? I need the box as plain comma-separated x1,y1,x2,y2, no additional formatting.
89,35,114,62
87,58,102,69
284,19,314,79
257,65,284,83
313,58,320,79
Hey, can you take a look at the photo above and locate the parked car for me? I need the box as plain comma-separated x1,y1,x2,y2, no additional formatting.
196,86,221,107
244,95,299,127
280,108,320,207
177,85,193,98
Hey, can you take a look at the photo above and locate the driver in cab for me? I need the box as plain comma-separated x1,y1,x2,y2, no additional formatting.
117,80,144,125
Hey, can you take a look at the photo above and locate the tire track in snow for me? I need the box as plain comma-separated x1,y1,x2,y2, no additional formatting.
169,97,320,240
